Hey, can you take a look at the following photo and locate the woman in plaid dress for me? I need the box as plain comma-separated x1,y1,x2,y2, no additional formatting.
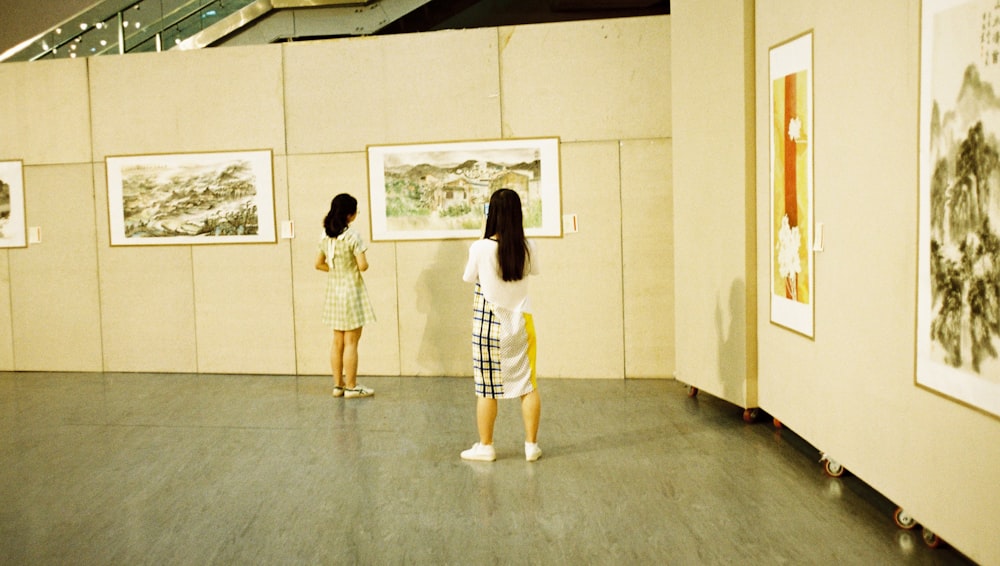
315,194,376,399
460,188,542,462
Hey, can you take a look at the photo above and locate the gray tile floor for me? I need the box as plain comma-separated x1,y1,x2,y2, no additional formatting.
0,372,976,565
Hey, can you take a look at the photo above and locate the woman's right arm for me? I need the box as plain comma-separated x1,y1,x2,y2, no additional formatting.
315,251,329,272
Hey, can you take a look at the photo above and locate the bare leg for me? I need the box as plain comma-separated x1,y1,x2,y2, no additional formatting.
520,389,541,443
343,327,363,389
331,330,346,388
477,397,498,445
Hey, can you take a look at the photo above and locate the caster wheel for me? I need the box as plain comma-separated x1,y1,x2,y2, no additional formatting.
686,386,698,398
922,527,942,548
823,458,845,478
743,408,759,423
893,508,917,530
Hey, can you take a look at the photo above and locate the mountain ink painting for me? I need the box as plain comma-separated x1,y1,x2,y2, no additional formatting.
918,0,1000,417
106,150,276,246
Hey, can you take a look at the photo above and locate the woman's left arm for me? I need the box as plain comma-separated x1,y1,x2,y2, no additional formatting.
462,242,479,283
527,240,540,275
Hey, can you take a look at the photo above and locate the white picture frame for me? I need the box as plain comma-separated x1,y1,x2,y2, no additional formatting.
366,137,562,241
106,150,276,246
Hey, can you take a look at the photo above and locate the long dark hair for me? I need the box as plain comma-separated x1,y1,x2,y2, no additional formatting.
484,188,530,281
324,193,357,237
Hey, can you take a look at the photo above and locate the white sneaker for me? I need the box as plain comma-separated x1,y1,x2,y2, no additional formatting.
460,442,496,462
525,442,542,462
344,385,374,398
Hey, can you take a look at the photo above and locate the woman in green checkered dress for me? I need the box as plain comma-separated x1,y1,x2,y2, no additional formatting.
315,194,376,398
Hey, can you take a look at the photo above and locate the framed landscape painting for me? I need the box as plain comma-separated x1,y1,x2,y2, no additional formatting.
0,160,26,248
768,31,815,338
366,137,562,241
917,0,1000,418
106,150,276,246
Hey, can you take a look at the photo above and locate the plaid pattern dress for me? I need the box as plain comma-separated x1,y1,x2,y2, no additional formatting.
472,283,537,399
320,228,376,331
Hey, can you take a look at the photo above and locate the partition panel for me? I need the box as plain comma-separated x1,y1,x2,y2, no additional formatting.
396,240,471,377
753,1,1000,563
0,58,91,165
283,29,501,155
621,139,674,378
10,164,102,371
532,141,624,379
499,17,671,142
88,45,286,159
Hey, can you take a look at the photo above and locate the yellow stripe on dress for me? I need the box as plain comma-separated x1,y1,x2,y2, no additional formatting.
524,312,537,390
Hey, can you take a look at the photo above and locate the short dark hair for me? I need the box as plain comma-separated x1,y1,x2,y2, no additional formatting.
323,193,357,237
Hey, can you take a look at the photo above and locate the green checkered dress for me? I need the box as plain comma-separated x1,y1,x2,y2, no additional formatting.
320,228,376,331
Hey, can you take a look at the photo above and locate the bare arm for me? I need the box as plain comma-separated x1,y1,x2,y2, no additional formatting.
355,251,369,272
315,251,329,272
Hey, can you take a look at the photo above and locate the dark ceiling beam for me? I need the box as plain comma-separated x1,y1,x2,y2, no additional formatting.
550,0,665,10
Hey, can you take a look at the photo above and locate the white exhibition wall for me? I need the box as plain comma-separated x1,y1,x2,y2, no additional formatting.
672,1,1000,563
0,16,675,380
671,0,757,411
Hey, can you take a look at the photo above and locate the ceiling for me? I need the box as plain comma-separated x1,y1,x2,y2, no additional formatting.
376,0,669,37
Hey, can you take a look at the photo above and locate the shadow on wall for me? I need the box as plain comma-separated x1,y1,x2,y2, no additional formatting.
715,278,746,405
416,241,473,375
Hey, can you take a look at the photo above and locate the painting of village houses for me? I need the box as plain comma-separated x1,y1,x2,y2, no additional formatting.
367,138,562,241
106,150,276,246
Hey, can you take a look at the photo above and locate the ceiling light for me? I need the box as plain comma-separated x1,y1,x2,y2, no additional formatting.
80,23,88,30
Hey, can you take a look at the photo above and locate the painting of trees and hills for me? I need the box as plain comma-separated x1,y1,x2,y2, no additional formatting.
122,161,259,237
383,152,543,233
106,150,275,246
918,0,1000,417
368,138,562,241
927,63,1000,377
